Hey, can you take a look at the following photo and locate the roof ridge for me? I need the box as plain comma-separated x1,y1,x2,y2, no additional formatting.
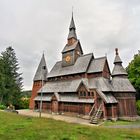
80,53,93,57
94,56,107,60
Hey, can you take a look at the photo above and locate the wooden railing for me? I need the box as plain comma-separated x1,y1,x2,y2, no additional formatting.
88,104,95,116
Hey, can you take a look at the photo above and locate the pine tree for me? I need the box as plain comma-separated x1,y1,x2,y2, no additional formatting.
0,57,5,104
0,46,23,108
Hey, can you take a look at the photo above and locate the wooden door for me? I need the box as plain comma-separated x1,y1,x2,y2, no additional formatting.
52,100,58,113
79,104,85,114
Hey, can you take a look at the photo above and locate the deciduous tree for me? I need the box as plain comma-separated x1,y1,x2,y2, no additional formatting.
126,51,140,99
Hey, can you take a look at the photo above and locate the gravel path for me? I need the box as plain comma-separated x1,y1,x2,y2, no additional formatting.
18,109,95,126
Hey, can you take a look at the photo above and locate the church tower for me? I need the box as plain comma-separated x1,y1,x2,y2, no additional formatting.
112,48,137,117
62,14,83,67
29,53,48,109
112,48,128,78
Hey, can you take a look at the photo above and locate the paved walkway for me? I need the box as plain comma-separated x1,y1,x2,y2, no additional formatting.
18,109,95,126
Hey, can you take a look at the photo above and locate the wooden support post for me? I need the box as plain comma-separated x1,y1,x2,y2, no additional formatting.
111,104,117,121
94,91,97,110
103,102,107,120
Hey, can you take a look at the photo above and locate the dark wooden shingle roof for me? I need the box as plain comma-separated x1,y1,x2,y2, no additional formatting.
112,64,127,76
96,90,117,104
88,77,112,92
33,54,48,81
87,57,106,73
62,40,78,53
111,77,136,92
47,53,93,78
38,79,82,93
111,49,135,92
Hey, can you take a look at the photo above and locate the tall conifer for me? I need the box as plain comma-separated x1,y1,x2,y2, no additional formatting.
0,47,23,108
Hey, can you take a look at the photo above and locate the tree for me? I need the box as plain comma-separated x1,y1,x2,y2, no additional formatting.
126,51,140,99
0,57,5,104
0,46,23,108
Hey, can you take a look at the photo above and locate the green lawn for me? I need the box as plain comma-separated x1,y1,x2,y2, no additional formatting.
103,119,140,126
0,111,140,140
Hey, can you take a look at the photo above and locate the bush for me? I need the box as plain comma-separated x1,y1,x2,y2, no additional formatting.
18,98,29,109
0,104,6,110
136,100,140,116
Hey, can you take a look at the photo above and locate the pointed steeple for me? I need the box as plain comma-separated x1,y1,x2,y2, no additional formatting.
68,13,77,40
33,53,48,81
111,48,136,93
69,13,76,29
114,48,122,64
112,48,127,77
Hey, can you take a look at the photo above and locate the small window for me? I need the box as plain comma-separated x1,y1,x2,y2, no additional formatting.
80,92,83,96
83,92,86,96
91,92,94,97
88,92,90,96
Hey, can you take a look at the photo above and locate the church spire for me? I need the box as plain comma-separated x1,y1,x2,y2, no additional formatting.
113,48,122,64
67,13,77,41
33,53,48,81
112,48,127,77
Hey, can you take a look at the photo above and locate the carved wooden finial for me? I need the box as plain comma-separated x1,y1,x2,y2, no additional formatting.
115,48,118,55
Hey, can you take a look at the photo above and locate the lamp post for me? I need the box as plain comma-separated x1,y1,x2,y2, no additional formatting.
39,66,45,118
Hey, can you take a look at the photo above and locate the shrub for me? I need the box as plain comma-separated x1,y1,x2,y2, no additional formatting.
18,98,29,109
0,104,6,110
136,100,140,116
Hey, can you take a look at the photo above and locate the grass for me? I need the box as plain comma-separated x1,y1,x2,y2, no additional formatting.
0,111,140,140
103,119,140,126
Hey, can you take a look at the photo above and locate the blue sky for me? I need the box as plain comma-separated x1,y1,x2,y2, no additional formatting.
0,0,139,90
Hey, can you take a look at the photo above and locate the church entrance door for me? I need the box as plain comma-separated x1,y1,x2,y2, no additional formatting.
52,100,58,113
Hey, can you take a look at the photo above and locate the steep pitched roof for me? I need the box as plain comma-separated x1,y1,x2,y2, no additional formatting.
96,90,117,104
62,40,83,54
111,49,135,92
69,15,76,29
68,14,77,39
111,77,136,92
112,64,128,76
88,77,112,92
33,54,48,81
87,57,107,73
39,77,112,94
38,79,83,93
68,29,77,39
114,55,122,64
112,48,127,77
47,53,93,78
62,41,78,53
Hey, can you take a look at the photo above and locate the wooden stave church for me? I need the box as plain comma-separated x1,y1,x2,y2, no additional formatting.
29,15,137,121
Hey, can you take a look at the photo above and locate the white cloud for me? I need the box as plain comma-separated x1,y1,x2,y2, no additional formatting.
0,0,140,90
